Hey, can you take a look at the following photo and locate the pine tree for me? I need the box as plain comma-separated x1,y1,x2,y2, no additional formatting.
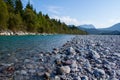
0,0,87,34
15,0,23,14
8,13,23,32
4,0,15,12
23,8,37,32
0,0,8,30
26,0,33,10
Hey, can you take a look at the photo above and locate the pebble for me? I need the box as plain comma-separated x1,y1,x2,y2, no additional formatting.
60,66,71,74
55,59,62,65
45,72,51,79
62,60,72,65
21,70,27,75
29,69,36,73
24,59,31,63
75,76,81,80
116,70,120,76
55,76,60,80
53,48,59,54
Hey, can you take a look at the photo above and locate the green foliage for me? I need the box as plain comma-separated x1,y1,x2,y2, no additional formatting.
15,0,23,14
4,0,15,13
26,0,33,10
0,0,87,34
8,13,23,31
23,8,38,32
0,0,8,30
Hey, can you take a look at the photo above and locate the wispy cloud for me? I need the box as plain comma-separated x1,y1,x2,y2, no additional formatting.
47,6,63,14
94,18,120,28
51,15,120,28
51,15,80,26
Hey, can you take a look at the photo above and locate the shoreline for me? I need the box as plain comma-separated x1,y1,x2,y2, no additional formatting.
0,35,120,80
0,31,57,36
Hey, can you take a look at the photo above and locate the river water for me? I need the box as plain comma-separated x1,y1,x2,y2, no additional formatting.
0,35,74,63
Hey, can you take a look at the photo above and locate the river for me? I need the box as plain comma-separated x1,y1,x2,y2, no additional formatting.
0,34,74,63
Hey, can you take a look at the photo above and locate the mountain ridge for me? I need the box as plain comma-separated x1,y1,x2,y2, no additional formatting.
78,24,95,29
105,23,120,31
77,23,120,35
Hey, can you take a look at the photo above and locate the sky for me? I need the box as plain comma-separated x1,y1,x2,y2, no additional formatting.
22,0,120,28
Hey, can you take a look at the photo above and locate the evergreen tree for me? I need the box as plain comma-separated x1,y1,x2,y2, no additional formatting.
0,0,8,30
15,0,23,14
4,0,15,12
0,0,87,34
8,13,23,32
26,0,33,10
23,8,37,32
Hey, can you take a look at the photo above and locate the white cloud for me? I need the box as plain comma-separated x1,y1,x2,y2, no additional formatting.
51,15,120,28
51,15,80,26
94,18,120,28
47,6,62,14
77,18,120,28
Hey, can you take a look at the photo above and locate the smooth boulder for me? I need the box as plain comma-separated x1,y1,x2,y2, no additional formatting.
60,66,71,74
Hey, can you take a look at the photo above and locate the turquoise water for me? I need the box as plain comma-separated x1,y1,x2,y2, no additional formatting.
0,35,74,62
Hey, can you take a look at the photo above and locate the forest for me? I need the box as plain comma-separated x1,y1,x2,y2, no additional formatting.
0,0,87,34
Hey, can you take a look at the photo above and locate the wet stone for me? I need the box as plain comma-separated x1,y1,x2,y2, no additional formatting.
55,76,60,80
93,68,105,78
20,70,27,75
60,66,71,74
67,47,76,55
81,76,88,80
44,72,51,79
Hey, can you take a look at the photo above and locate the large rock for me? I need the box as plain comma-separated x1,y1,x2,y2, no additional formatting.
93,68,105,78
60,66,71,74
67,47,76,55
81,76,88,80
89,50,100,59
83,60,91,71
71,60,78,72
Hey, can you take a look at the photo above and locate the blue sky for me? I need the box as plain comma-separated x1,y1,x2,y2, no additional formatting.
22,0,120,28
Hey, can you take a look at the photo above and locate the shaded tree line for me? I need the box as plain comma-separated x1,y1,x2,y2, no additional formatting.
0,0,87,34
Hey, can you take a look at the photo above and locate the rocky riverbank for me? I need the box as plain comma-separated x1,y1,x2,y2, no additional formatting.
0,31,56,36
0,35,120,80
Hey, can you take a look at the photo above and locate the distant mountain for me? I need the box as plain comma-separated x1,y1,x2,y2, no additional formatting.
101,30,120,35
105,23,120,31
77,24,99,34
77,23,120,35
78,24,95,29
